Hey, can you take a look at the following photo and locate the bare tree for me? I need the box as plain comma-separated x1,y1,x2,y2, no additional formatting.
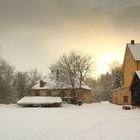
13,69,42,99
27,69,42,95
49,51,94,100
12,72,29,99
28,69,42,86
0,59,15,103
71,51,93,88
0,49,43,103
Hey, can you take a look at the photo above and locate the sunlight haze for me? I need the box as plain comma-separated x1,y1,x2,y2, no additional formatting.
0,0,140,77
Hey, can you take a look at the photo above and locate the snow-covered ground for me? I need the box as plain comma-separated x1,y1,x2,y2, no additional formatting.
0,102,140,140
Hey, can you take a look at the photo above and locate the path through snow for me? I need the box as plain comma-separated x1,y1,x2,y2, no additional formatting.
0,102,140,140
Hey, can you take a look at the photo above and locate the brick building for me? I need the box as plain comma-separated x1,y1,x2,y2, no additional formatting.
30,78,93,103
112,40,140,105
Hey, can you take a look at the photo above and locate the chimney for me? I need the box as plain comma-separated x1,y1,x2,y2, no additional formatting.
131,40,135,44
40,80,44,87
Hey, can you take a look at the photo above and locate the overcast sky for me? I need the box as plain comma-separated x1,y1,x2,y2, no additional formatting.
0,0,140,76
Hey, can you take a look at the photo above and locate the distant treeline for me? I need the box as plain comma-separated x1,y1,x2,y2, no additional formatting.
0,57,42,104
86,61,124,102
0,55,123,104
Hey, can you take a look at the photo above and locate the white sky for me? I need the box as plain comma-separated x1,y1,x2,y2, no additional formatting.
0,0,140,77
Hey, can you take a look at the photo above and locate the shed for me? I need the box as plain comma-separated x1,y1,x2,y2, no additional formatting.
17,96,62,107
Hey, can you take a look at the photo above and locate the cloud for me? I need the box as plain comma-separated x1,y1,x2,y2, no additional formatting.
0,0,140,74
112,5,140,29
1,0,140,44
1,0,139,28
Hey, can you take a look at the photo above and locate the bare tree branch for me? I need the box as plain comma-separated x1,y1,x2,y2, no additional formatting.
49,51,94,99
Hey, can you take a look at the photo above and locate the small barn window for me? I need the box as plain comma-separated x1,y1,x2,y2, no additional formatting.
123,96,128,103
47,90,51,96
35,90,39,96
60,90,64,97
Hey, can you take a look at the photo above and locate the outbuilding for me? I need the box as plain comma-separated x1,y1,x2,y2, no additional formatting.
30,78,93,103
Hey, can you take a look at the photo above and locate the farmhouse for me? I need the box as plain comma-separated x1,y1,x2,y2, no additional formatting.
30,78,93,103
112,40,140,105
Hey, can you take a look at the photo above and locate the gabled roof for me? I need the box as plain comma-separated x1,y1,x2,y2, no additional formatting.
130,71,140,90
127,43,140,60
32,79,61,90
31,78,92,90
135,71,140,79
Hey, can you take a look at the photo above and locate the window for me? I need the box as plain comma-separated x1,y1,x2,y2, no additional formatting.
47,90,51,96
123,96,128,103
35,90,39,96
60,90,64,97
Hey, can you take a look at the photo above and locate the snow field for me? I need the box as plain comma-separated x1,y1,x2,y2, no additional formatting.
0,102,140,140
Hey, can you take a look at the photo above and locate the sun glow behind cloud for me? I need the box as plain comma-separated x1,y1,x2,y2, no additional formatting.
96,63,109,75
95,52,123,76
0,0,140,78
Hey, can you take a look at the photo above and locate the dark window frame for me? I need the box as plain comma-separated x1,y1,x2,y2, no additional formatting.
123,96,128,103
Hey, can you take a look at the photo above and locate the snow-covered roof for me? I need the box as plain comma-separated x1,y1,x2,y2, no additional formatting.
17,96,62,105
135,71,140,79
32,79,60,90
31,78,92,90
127,43,140,60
